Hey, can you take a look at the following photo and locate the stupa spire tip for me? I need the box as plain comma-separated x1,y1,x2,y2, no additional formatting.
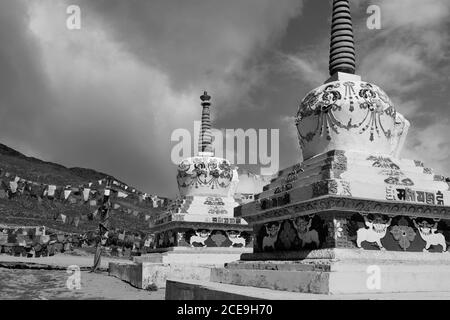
329,0,356,77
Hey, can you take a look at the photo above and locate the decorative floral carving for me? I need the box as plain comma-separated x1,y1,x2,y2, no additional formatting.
340,181,352,196
414,160,425,167
242,196,450,225
210,232,227,246
204,197,225,205
390,217,416,250
334,220,345,238
177,157,233,190
208,206,228,215
369,157,415,186
367,156,400,170
382,170,414,186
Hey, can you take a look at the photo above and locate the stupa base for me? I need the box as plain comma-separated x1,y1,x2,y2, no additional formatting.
165,248,450,298
108,246,252,289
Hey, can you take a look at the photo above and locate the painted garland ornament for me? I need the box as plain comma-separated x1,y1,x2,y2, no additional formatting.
177,156,234,196
295,80,410,160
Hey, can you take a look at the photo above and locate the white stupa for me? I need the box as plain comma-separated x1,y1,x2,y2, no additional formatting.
150,91,252,249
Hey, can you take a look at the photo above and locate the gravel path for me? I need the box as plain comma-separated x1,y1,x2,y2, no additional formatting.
0,268,165,300
0,253,164,300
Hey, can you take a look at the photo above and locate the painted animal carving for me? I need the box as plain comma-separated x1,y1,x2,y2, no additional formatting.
356,214,391,250
292,215,320,248
226,231,246,247
190,230,211,247
413,219,447,252
262,223,281,250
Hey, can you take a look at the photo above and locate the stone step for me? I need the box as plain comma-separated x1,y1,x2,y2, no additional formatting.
165,279,450,300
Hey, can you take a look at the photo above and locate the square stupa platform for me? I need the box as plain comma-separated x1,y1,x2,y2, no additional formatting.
165,149,450,298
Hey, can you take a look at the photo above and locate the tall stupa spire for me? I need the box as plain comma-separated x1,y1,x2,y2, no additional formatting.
329,0,356,76
199,91,213,155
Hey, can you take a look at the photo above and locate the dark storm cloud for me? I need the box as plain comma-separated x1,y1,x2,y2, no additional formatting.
0,0,304,196
79,0,303,92
0,0,56,156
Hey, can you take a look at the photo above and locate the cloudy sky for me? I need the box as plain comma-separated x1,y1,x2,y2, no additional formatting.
0,0,449,197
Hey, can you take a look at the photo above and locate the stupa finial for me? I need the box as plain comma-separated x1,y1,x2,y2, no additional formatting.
329,0,356,76
199,91,213,154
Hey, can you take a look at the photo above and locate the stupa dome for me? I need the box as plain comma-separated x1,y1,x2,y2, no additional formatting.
176,155,234,197
295,79,410,160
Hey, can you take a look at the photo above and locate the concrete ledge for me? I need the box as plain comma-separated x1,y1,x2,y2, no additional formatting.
134,247,251,265
165,279,450,300
109,262,212,289
109,262,143,289
212,265,450,294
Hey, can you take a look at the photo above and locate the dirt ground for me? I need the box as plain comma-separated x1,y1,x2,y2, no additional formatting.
0,253,165,300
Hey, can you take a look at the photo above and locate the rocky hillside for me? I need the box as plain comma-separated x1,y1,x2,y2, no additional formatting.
0,142,166,235
0,143,121,186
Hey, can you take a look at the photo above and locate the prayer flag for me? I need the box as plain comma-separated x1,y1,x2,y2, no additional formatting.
82,188,91,201
64,189,71,200
117,191,128,198
48,185,56,197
